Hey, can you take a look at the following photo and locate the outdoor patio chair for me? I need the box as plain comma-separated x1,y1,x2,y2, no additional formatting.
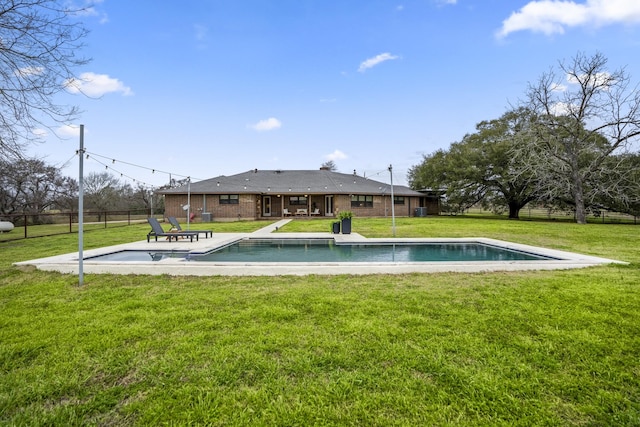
310,208,320,215
147,217,199,242
167,216,213,238
283,208,292,216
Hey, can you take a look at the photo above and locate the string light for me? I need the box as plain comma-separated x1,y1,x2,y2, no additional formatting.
85,151,200,181
78,150,324,193
77,150,210,190
84,154,155,189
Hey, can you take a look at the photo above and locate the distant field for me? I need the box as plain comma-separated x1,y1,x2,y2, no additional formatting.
457,206,638,224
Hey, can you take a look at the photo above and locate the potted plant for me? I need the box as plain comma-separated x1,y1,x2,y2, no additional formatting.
339,210,353,234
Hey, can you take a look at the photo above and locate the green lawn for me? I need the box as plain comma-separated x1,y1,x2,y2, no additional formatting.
1,217,639,426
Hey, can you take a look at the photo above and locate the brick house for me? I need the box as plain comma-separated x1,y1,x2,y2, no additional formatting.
159,168,440,221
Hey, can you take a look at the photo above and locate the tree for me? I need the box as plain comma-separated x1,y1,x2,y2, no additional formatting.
0,0,90,161
131,183,153,211
518,52,640,224
321,160,337,171
52,176,79,211
594,153,640,217
83,172,121,217
409,108,539,218
408,146,485,214
0,157,75,216
83,172,155,215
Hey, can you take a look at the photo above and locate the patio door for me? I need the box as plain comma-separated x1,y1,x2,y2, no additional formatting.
263,196,272,217
324,195,334,216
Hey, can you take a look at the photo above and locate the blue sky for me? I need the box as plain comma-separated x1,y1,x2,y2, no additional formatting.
32,0,640,187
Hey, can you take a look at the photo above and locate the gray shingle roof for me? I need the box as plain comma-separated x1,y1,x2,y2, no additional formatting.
158,169,422,196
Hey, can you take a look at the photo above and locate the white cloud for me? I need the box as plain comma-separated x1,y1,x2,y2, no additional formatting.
65,72,133,97
250,117,282,131
57,124,82,138
549,101,573,116
549,70,615,113
325,150,348,161
14,66,44,78
69,0,109,24
358,53,400,73
566,71,613,87
497,0,640,38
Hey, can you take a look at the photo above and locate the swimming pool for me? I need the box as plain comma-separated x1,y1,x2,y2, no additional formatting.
16,217,623,276
85,238,557,263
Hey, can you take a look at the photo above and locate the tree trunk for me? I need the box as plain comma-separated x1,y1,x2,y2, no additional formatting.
573,172,587,224
508,202,520,219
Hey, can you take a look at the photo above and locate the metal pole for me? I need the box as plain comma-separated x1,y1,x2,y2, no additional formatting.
78,124,85,286
389,164,396,237
186,177,191,230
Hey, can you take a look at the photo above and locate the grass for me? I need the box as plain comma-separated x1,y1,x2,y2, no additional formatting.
1,217,639,425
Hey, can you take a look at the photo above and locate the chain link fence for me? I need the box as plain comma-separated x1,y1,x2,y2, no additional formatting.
449,205,638,224
0,210,164,242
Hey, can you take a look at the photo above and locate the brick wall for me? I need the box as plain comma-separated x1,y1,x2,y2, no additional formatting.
164,193,434,220
164,194,258,221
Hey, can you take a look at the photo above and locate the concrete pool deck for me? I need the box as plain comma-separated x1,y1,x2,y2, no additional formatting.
15,219,625,276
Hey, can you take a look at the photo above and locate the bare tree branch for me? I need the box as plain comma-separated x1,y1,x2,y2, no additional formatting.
0,0,90,161
517,52,640,223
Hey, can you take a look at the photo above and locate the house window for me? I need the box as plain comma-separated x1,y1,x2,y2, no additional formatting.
219,194,239,204
351,195,373,208
394,196,405,205
289,196,308,205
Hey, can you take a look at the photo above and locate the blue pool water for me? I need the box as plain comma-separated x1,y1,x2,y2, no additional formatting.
85,239,556,263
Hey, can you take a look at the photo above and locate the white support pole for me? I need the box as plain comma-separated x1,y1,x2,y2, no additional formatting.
186,177,191,230
389,164,396,237
78,124,85,286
